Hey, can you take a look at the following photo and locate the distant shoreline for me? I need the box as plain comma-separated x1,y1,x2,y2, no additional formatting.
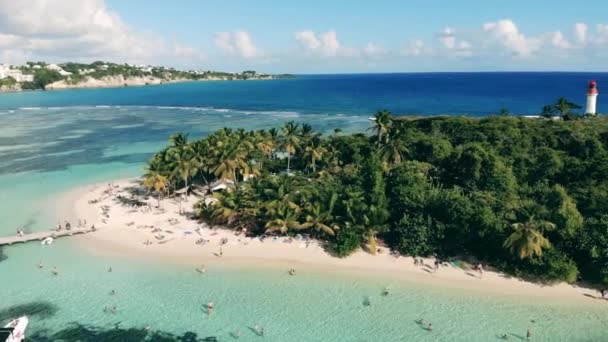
0,76,287,94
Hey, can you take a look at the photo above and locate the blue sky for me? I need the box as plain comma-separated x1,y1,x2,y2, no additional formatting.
1,0,608,73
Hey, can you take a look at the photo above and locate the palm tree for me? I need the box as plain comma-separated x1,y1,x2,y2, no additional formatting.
255,131,275,170
167,144,198,191
281,121,301,173
503,218,555,259
379,137,408,167
554,97,581,118
264,202,302,235
143,163,169,208
209,192,241,225
363,204,389,255
369,110,393,145
169,132,189,150
300,192,339,236
303,137,327,173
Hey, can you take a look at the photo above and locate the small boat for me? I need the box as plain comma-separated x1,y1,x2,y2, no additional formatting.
41,237,53,245
1,316,28,342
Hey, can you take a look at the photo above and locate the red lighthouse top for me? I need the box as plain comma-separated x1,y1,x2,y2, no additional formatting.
588,80,598,95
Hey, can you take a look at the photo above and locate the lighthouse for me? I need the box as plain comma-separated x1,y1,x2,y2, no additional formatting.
585,80,599,115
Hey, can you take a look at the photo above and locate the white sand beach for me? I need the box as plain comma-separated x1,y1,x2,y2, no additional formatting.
55,178,605,304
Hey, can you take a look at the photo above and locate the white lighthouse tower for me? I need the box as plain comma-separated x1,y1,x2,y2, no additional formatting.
585,80,599,115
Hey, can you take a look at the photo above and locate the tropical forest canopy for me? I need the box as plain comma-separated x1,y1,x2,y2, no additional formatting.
144,112,608,287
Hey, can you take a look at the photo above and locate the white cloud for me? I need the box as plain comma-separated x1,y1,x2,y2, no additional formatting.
0,0,203,64
294,30,321,50
401,40,429,57
214,31,262,59
295,30,356,57
547,31,570,49
574,23,588,44
0,0,203,65
363,42,386,59
482,19,539,56
436,27,456,49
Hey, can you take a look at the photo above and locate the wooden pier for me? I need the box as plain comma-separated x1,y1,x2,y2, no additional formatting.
0,228,95,246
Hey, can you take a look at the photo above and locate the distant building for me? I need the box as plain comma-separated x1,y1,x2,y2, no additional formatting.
0,65,34,82
586,81,599,115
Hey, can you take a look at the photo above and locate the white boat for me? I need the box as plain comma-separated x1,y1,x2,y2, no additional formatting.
1,316,28,342
41,237,53,245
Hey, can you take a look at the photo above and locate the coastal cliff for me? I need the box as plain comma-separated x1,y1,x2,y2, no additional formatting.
0,61,293,93
46,75,168,90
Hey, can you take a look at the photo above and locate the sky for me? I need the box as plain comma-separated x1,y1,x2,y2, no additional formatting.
1,0,608,73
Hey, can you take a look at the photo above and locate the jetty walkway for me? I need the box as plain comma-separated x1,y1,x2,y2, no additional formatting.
0,228,94,246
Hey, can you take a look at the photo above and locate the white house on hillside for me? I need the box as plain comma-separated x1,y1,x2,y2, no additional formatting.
46,64,71,76
0,65,34,82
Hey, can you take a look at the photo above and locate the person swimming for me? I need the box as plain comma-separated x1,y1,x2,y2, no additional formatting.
427,323,433,332
52,267,59,276
382,287,390,296
288,268,296,276
363,296,371,306
207,302,214,314
110,289,116,295
38,261,43,269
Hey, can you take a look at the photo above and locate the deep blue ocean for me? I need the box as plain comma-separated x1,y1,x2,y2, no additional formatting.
1,72,607,115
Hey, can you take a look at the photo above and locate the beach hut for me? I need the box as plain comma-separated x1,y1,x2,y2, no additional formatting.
210,179,235,192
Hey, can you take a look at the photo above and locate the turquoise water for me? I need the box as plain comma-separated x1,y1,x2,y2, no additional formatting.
1,78,608,341
2,241,607,341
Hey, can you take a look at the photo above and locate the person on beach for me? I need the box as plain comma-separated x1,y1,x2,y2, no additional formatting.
600,289,606,298
65,221,71,230
56,223,62,231
526,328,531,340
434,260,439,272
288,268,296,276
219,247,223,257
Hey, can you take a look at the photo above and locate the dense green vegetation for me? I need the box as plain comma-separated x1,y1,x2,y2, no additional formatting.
145,112,608,288
0,76,17,88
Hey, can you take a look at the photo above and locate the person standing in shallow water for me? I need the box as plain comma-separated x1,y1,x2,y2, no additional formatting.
527,328,531,340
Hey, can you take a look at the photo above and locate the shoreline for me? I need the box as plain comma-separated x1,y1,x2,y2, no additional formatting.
0,77,281,95
48,178,607,306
